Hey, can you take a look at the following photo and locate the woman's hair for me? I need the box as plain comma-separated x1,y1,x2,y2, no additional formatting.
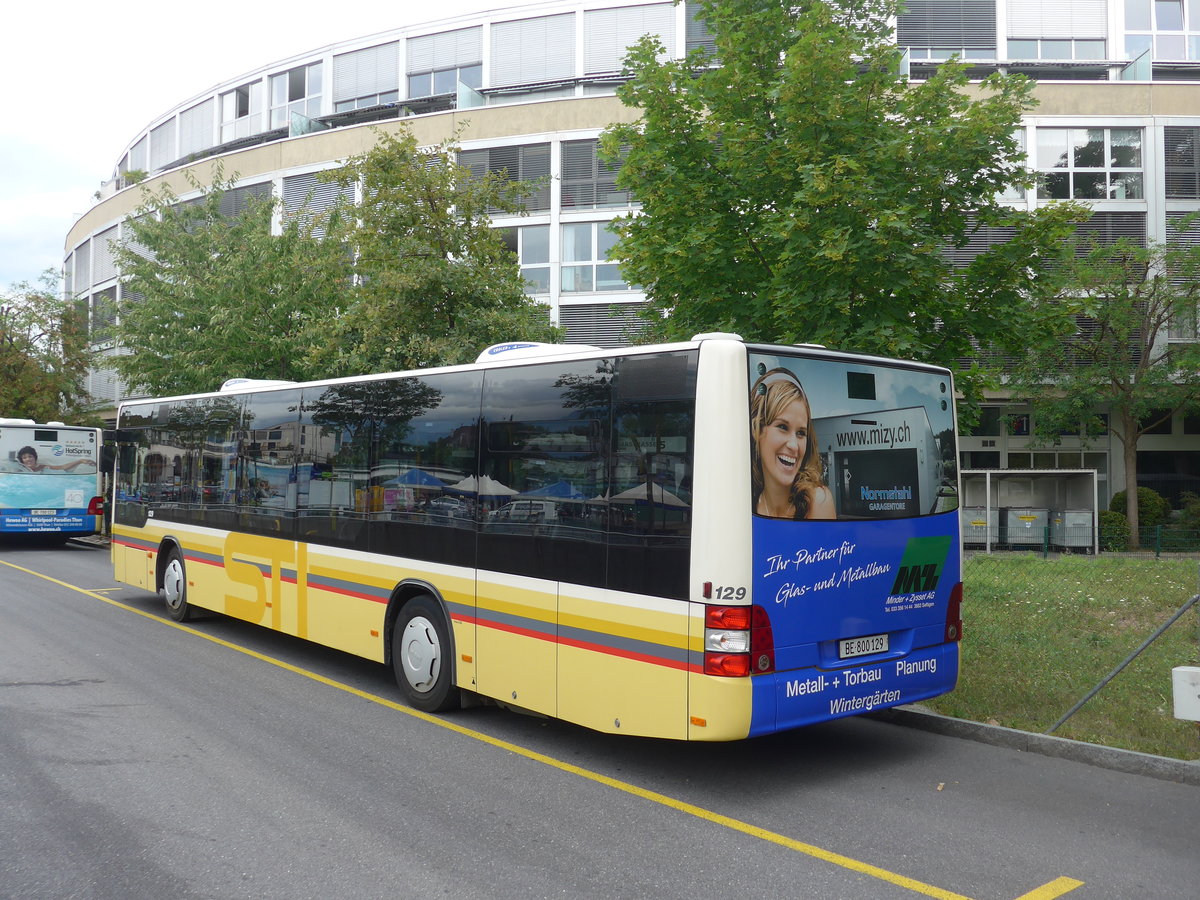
750,368,824,518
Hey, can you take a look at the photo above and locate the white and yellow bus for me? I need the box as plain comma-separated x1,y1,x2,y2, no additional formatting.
111,335,962,740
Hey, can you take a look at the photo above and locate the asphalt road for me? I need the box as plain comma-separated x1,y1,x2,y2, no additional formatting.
2,539,1197,900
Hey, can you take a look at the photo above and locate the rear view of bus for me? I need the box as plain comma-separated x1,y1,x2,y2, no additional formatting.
0,420,105,539
690,342,962,738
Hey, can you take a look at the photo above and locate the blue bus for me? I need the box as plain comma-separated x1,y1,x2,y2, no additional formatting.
0,420,105,539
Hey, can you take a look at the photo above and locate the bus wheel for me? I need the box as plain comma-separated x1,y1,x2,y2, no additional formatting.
393,595,459,713
161,548,195,622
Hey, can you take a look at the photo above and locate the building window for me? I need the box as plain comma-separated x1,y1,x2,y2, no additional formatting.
334,90,399,113
490,14,576,88
561,223,634,294
1169,300,1200,340
998,128,1027,202
584,4,677,74
1165,126,1200,198
966,407,1004,437
961,450,1000,468
1073,211,1148,249
1125,0,1200,59
270,63,323,129
221,82,263,142
685,1,717,58
458,144,551,213
905,47,997,59
92,288,117,343
407,27,483,98
332,42,400,113
498,225,551,294
897,0,997,58
1036,128,1144,200
408,64,481,99
1139,409,1174,434
1007,38,1107,59
561,140,634,210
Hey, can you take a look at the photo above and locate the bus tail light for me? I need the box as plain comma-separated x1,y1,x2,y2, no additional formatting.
945,582,963,643
704,605,775,677
87,496,105,516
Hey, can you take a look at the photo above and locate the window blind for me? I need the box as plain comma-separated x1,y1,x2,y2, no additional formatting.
92,227,120,284
584,3,675,74
128,136,148,173
1074,212,1147,251
558,302,646,348
1165,127,1200,199
333,42,400,102
896,0,997,48
284,171,351,237
1006,0,1107,40
179,99,214,158
218,182,273,219
149,118,178,171
491,14,576,87
407,26,483,73
685,1,716,57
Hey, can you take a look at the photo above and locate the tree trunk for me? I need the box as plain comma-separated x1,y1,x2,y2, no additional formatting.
1121,413,1141,550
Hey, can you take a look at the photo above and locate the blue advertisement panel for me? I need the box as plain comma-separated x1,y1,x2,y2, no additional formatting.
745,352,960,735
0,424,101,535
0,512,98,534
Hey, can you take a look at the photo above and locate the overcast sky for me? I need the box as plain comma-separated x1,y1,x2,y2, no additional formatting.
0,0,514,289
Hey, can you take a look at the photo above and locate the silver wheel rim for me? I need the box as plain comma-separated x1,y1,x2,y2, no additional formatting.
163,557,185,610
400,615,442,694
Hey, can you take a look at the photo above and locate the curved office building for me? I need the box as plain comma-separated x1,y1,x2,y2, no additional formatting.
65,0,1200,505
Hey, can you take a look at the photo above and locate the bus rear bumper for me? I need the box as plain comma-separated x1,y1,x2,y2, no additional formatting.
748,642,959,737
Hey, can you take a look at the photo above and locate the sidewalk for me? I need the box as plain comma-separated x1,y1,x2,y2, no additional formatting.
871,706,1200,786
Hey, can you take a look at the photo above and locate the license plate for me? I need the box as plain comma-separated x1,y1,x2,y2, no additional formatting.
31,509,56,516
839,633,889,659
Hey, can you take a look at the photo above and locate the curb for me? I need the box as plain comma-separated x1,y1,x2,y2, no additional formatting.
871,706,1200,787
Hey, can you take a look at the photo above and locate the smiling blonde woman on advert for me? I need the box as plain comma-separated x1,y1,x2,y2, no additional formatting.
749,368,835,520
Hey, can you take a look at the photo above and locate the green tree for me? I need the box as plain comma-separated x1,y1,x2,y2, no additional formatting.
0,271,94,421
601,0,1080,402
317,126,561,375
112,169,351,396
1010,235,1200,543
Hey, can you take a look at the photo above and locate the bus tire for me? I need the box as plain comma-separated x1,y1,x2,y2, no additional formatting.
393,595,459,713
161,547,195,622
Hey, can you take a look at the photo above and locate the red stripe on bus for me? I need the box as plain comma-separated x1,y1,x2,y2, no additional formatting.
482,617,694,672
558,633,695,671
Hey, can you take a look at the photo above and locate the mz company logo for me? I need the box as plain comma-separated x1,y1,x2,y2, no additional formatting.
889,535,952,595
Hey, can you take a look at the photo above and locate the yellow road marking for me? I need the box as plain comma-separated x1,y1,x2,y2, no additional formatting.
1013,877,1086,899
2,560,1084,900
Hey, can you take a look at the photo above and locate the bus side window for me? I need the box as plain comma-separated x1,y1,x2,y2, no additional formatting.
114,432,149,526
298,383,372,550
239,388,302,538
366,371,481,566
114,405,157,526
193,395,245,531
608,352,697,601
479,359,611,587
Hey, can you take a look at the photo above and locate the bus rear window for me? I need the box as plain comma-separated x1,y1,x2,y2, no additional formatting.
748,353,957,520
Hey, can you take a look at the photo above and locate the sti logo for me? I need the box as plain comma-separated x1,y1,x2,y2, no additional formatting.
890,535,953,595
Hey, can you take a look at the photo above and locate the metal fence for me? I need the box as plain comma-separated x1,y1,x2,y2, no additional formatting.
964,525,1200,557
